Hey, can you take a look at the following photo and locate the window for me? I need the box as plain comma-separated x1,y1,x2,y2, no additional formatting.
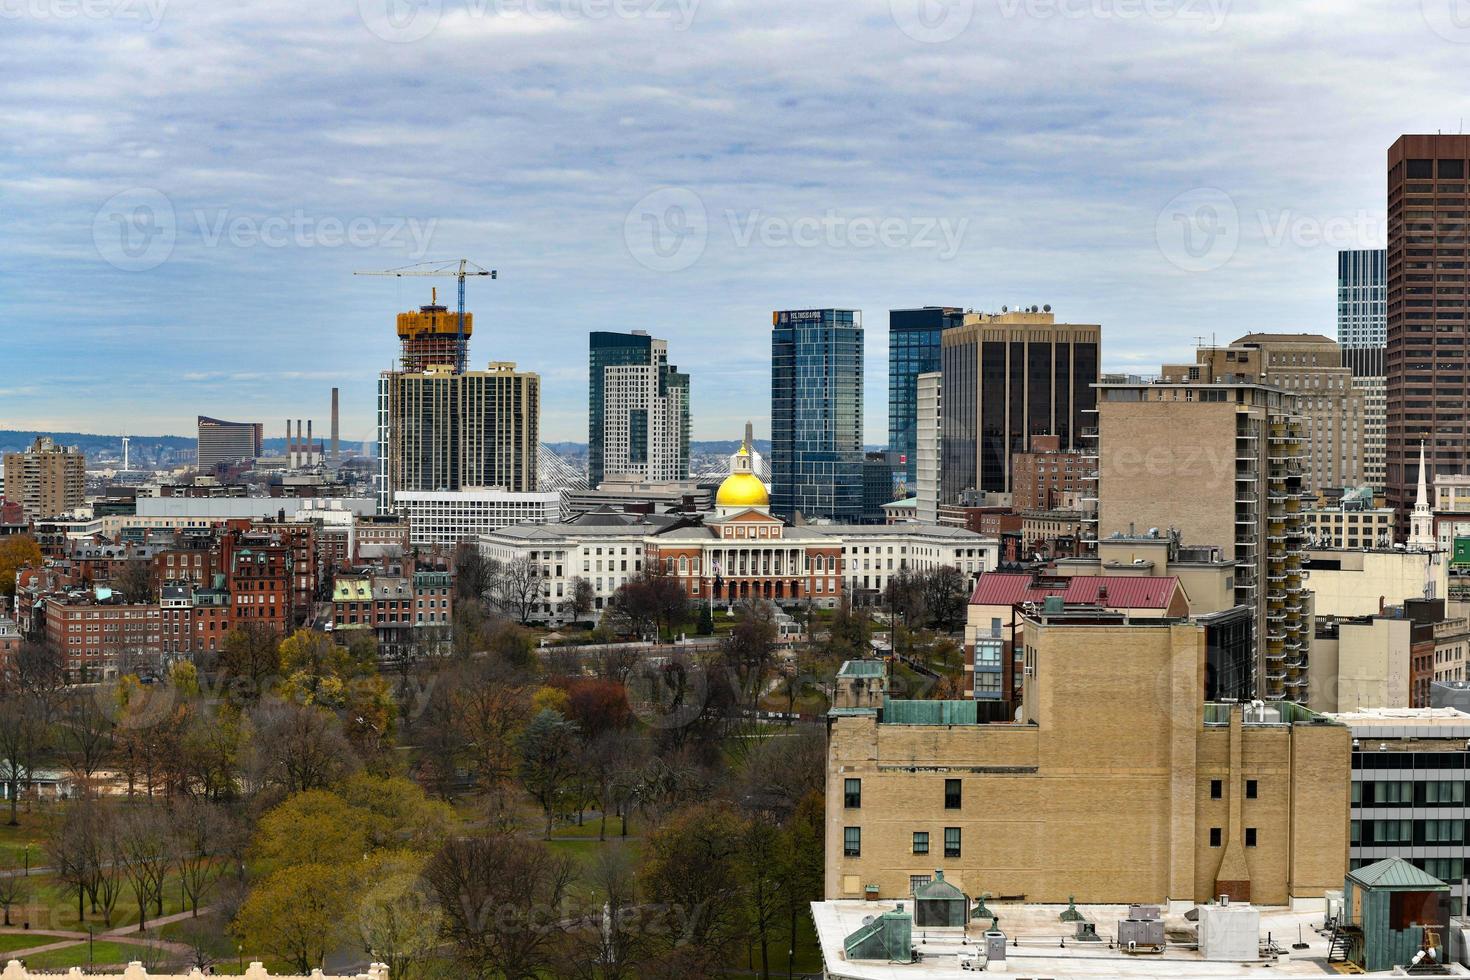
943,827,961,858
909,874,932,894
1209,827,1222,847
1245,828,1257,848
843,827,861,858
1210,779,1222,800
844,778,861,809
945,779,962,810
1246,780,1258,799
912,832,929,855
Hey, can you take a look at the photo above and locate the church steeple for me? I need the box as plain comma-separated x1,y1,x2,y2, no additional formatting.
1409,438,1437,552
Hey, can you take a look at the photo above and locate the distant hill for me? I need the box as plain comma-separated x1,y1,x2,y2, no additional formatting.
0,430,195,465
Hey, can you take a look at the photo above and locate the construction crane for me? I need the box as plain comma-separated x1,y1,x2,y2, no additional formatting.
355,259,497,374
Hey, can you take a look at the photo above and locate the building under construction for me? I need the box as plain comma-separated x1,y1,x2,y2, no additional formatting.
376,293,539,513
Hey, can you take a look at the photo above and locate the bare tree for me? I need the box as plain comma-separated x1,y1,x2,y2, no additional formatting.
0,867,29,926
114,806,173,930
112,559,159,604
55,691,116,792
170,797,233,917
567,576,596,624
0,693,48,826
246,699,358,794
424,833,576,980
488,557,544,625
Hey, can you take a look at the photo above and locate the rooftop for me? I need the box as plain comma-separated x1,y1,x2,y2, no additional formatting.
812,900,1389,979
969,572,1182,610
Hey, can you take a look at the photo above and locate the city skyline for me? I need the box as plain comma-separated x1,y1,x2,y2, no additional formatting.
3,3,1448,443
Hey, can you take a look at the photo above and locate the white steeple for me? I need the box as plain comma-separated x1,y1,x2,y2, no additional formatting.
1409,439,1437,552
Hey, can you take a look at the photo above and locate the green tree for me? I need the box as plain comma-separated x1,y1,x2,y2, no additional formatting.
235,863,349,974
517,708,581,838
696,602,714,636
642,801,750,969
355,852,442,980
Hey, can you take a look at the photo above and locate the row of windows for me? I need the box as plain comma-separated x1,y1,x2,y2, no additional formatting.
841,826,963,859
1352,779,1468,805
845,778,962,810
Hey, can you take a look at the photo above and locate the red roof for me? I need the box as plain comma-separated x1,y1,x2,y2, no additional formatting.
969,572,1182,610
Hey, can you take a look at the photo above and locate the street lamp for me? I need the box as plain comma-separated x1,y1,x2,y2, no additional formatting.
22,844,28,876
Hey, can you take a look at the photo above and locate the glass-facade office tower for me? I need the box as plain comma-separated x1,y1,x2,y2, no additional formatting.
771,309,864,523
587,331,690,487
1338,249,1386,349
940,310,1100,502
1386,136,1470,518
888,307,964,487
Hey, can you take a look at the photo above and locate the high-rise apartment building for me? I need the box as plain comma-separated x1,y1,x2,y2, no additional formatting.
196,416,263,471
770,309,864,523
915,372,941,524
888,307,963,487
3,436,85,521
1386,136,1470,520
1339,248,1387,349
587,331,690,487
939,309,1100,503
1345,346,1387,488
1095,379,1312,702
1164,334,1367,490
376,297,539,514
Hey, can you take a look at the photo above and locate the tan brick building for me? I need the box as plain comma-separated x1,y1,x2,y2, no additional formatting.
1094,379,1312,702
3,436,84,521
827,610,1349,907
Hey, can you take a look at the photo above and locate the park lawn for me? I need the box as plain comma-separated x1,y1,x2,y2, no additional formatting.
0,814,54,870
723,911,825,975
0,933,62,954
23,939,159,969
22,868,195,933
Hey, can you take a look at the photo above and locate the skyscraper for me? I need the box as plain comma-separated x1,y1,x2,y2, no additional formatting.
1386,136,1470,519
939,308,1100,503
771,308,864,523
196,416,263,471
376,296,539,514
888,307,963,487
587,331,690,487
1337,248,1386,349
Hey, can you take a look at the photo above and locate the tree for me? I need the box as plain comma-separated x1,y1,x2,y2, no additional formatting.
424,833,576,980
114,806,173,930
235,863,349,974
696,602,714,636
488,557,544,625
453,543,496,603
355,853,441,980
517,709,581,838
0,693,47,825
0,866,28,926
567,576,596,624
0,535,41,599
559,678,632,739
918,565,969,632
610,571,690,642
246,699,357,794
55,690,116,792
642,802,750,970
170,797,234,917
215,624,281,701
112,558,159,604
721,600,779,709
562,843,645,980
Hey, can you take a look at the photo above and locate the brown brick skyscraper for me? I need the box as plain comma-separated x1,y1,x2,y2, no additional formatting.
1386,135,1470,521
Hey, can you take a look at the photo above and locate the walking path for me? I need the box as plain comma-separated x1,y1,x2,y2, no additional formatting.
0,905,212,963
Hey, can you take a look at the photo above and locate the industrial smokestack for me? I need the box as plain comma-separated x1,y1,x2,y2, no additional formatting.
307,419,313,463
331,388,340,463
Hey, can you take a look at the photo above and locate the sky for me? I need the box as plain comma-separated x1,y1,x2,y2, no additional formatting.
0,0,1463,444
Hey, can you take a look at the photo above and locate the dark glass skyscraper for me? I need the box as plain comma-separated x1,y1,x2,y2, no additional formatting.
940,309,1100,503
888,307,964,487
771,309,864,522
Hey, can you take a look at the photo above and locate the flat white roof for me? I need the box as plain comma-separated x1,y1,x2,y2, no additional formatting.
811,900,1419,979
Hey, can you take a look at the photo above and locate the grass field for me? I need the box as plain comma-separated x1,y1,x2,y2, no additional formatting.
21,939,157,969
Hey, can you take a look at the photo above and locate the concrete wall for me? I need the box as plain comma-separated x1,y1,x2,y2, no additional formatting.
1306,549,1444,618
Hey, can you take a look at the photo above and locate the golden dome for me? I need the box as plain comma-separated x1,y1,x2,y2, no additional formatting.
716,472,769,509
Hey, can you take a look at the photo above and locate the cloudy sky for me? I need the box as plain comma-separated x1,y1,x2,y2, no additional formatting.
0,0,1460,443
